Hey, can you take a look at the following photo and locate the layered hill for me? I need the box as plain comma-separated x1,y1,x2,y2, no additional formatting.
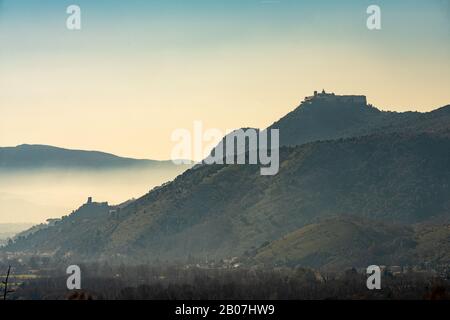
0,145,192,223
7,133,450,262
5,94,450,268
0,144,178,170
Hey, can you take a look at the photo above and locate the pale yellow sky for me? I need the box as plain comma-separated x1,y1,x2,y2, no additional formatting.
1,0,449,160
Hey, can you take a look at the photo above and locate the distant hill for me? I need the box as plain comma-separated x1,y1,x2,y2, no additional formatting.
5,93,450,269
0,144,179,170
0,145,192,223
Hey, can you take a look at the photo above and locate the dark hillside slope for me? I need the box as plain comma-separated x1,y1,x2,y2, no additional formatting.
8,133,450,262
269,98,450,146
253,216,416,269
253,216,450,270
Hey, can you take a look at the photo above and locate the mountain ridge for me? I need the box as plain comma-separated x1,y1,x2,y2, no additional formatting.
4,94,450,269
0,144,181,170
7,132,450,264
269,95,450,146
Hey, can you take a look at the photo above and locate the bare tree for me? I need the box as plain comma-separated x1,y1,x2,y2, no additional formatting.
2,266,14,300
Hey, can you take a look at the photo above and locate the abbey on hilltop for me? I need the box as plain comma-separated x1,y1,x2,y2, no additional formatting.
304,89,367,105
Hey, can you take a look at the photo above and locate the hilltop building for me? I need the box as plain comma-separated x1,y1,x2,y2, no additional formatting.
304,89,367,105
85,196,108,207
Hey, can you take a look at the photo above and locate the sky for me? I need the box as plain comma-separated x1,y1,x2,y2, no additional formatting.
1,0,449,160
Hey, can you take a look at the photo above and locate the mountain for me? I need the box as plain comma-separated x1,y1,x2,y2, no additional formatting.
5,93,450,268
269,93,450,146
0,144,180,170
206,92,450,159
7,133,450,262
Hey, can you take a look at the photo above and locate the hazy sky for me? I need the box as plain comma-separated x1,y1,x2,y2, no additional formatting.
1,0,449,159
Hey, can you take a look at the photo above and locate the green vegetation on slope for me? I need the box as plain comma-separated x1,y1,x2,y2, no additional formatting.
252,216,416,269
7,133,450,266
5,100,450,269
